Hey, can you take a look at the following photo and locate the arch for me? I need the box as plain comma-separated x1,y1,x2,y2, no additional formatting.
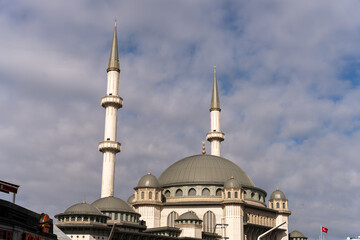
276,202,280,208
167,211,179,227
202,188,210,196
164,190,170,197
175,189,183,196
203,211,216,232
141,191,144,199
227,191,231,198
149,191,152,199
216,188,222,196
188,188,196,196
235,191,238,198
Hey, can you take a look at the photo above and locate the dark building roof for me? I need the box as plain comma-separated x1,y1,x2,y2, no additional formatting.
289,230,307,238
63,202,104,215
92,196,135,213
137,173,160,188
224,177,241,189
270,189,287,200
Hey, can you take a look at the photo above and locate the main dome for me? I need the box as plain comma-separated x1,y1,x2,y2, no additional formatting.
158,154,254,187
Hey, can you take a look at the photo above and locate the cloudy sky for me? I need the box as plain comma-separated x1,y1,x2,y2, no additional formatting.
1,1,360,239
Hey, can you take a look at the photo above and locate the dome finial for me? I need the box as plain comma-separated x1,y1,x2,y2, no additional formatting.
148,171,151,175
202,141,206,155
114,19,117,27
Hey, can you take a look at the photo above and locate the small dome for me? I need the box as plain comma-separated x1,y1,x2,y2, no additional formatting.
64,202,103,215
137,173,160,188
224,177,241,189
290,230,307,238
270,189,287,200
92,196,135,213
177,211,200,221
127,194,135,204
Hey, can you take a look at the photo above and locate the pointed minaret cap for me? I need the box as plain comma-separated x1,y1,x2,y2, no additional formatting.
107,20,120,72
210,66,220,111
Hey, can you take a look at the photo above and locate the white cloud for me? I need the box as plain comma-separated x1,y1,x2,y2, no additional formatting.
1,1,360,239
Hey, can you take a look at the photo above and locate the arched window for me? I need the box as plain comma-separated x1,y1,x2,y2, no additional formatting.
216,188,222,196
175,189,183,196
141,192,144,199
188,188,196,196
155,192,158,200
227,192,231,198
203,211,216,232
149,191,152,199
283,202,285,208
271,203,273,208
276,202,280,208
235,192,238,198
164,190,170,197
167,211,179,227
202,188,210,196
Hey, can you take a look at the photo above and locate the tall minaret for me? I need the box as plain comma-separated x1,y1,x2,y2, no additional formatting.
98,21,122,198
206,66,225,156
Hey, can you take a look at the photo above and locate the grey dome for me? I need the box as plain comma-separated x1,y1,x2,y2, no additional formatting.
159,154,254,187
224,177,241,189
137,173,160,188
177,211,200,221
92,196,135,213
127,194,135,204
290,230,307,238
63,202,103,215
270,189,287,200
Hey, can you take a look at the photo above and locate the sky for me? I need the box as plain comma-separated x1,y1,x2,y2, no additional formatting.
0,1,360,239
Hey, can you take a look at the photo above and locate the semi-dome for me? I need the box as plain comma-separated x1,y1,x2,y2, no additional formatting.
224,177,241,189
136,173,160,188
177,211,200,221
289,230,307,238
62,202,104,216
92,196,135,213
159,154,254,187
127,194,135,204
270,189,287,200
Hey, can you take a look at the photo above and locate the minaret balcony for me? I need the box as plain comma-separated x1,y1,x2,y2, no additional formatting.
206,131,225,141
101,95,123,108
98,141,121,153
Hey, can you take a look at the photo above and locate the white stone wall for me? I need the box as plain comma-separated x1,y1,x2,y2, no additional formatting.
138,205,161,228
178,225,202,238
275,214,289,240
106,71,119,96
224,204,243,240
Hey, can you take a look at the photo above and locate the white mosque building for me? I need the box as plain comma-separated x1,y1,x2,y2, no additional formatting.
55,22,294,240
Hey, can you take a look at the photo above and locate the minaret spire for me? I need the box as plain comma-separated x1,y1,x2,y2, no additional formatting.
211,66,220,110
107,20,120,73
99,21,123,198
206,66,225,156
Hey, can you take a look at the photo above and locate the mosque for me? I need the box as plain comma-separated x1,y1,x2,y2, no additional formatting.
55,23,307,240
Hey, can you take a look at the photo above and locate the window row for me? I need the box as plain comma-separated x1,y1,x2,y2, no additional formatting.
104,212,139,222
167,211,216,233
270,202,286,209
140,191,159,200
58,216,106,223
164,188,223,197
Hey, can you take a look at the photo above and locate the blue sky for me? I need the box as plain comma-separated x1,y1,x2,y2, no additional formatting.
1,1,360,239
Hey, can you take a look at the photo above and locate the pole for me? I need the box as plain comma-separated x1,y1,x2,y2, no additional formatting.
321,226,323,240
257,221,286,240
